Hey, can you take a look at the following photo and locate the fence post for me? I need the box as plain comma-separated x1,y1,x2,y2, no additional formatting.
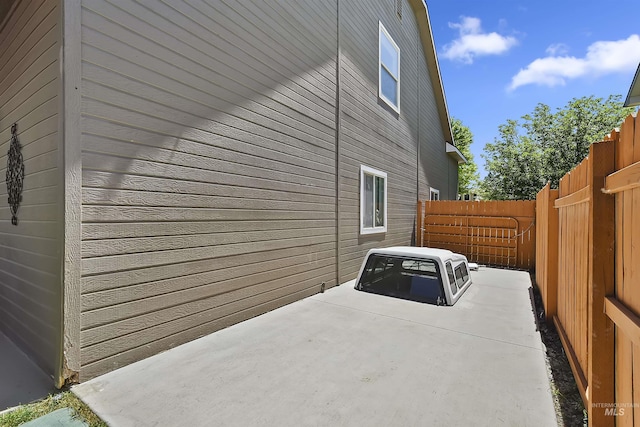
416,201,423,247
587,140,616,425
546,187,559,322
535,184,559,322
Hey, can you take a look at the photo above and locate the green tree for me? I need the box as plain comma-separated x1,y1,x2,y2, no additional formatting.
451,117,479,195
526,95,634,187
481,95,634,200
481,120,545,200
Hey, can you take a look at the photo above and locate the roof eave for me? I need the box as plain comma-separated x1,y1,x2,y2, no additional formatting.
446,142,467,164
409,0,453,144
624,63,640,107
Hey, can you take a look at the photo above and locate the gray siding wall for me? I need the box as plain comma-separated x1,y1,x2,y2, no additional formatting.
447,156,459,199
78,0,338,379
0,0,61,375
338,0,451,281
417,31,456,201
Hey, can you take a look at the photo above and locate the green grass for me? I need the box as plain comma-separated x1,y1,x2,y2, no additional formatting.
0,391,106,427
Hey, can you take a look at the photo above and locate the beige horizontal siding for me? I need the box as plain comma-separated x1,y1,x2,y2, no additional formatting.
81,248,336,314
0,0,60,376
81,241,336,294
79,0,338,379
337,0,421,283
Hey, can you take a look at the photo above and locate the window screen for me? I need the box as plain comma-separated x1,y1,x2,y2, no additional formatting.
360,165,387,234
379,22,400,110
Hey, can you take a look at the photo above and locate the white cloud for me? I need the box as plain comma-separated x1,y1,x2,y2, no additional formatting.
545,43,569,56
442,16,518,64
509,35,640,90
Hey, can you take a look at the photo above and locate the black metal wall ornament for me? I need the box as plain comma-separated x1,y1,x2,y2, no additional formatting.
6,123,24,225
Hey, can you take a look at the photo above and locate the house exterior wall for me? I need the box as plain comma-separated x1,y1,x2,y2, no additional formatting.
417,32,458,201
337,0,454,282
447,156,459,198
0,0,61,376
77,0,338,379
26,0,461,381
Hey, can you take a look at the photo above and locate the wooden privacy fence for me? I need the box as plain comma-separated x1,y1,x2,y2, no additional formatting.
536,113,640,426
604,114,640,427
416,200,535,269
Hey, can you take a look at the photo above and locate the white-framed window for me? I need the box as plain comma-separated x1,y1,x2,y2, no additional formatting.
379,21,400,112
360,165,387,235
430,188,440,201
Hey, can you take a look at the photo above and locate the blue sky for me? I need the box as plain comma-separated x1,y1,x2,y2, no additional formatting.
427,0,640,179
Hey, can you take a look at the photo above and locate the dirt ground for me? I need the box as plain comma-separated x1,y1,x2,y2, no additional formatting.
531,279,587,427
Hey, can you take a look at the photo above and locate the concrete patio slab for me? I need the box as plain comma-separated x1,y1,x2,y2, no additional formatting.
73,267,556,427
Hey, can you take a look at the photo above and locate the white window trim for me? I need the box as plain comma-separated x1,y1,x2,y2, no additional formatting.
378,21,400,113
430,188,440,201
360,165,388,235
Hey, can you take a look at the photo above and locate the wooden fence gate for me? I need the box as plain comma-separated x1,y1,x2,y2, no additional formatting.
417,200,535,270
421,214,519,267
